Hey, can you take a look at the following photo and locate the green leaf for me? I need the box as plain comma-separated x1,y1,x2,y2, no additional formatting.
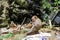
55,0,58,1
43,4,46,9
58,1,60,4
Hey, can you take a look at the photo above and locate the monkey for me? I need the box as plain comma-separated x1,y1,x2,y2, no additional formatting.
26,16,46,35
9,21,17,28
9,21,20,33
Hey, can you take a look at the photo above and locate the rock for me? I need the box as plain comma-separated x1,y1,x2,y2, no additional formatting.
22,33,57,40
39,28,52,33
56,31,60,40
53,27,60,31
1,28,8,34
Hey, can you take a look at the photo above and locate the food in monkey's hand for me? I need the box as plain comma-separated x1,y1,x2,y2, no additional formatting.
26,23,32,28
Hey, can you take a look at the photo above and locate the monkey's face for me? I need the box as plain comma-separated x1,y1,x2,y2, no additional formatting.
32,17,36,22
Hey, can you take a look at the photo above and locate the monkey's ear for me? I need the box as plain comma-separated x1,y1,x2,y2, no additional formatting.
33,16,38,19
35,16,38,19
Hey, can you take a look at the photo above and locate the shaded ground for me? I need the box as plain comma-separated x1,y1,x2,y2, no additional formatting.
0,27,60,40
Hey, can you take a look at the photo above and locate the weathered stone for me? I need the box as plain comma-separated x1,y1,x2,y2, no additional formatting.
23,33,57,40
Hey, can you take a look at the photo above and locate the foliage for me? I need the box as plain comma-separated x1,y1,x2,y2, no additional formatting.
16,0,28,7
42,0,60,21
42,0,51,10
42,0,60,14
0,0,9,27
54,0,60,6
0,29,26,40
0,32,13,40
0,0,60,27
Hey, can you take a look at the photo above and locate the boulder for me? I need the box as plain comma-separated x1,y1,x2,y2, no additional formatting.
23,32,57,40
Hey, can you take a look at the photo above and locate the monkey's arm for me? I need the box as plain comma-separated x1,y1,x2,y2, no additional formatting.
26,25,35,34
